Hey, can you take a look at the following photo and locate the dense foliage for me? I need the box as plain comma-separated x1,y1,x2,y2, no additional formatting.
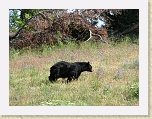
9,9,139,49
106,9,139,36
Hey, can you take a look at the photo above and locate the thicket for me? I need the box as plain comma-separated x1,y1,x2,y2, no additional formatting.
9,9,139,49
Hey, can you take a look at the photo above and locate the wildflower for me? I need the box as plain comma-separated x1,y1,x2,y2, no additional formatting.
114,68,125,79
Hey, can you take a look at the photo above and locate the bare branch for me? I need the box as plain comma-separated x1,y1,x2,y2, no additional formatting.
85,29,109,45
119,23,139,36
85,30,92,42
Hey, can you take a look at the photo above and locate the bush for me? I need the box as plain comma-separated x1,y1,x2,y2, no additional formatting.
124,78,139,101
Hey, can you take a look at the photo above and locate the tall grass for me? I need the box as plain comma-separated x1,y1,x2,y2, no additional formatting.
9,39,139,106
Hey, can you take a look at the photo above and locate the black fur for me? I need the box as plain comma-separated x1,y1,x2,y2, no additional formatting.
48,61,92,83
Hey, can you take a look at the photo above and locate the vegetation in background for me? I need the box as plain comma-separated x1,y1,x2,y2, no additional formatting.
9,9,139,49
9,9,42,32
107,9,139,35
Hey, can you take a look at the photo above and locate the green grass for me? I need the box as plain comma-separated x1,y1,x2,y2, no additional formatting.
9,39,139,106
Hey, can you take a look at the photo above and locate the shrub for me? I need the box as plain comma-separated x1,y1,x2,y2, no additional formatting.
124,78,139,101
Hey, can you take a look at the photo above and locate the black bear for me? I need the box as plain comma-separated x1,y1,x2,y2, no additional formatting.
49,61,92,83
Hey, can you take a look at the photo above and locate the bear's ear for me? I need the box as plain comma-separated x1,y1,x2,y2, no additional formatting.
87,62,90,64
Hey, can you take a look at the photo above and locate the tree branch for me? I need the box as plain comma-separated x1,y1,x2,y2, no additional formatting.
119,23,139,36
9,11,52,41
85,29,109,45
85,29,92,42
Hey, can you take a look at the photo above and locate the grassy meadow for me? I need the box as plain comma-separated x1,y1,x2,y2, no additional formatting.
9,39,139,106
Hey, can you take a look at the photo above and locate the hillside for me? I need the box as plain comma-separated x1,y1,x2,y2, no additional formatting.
9,40,139,106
